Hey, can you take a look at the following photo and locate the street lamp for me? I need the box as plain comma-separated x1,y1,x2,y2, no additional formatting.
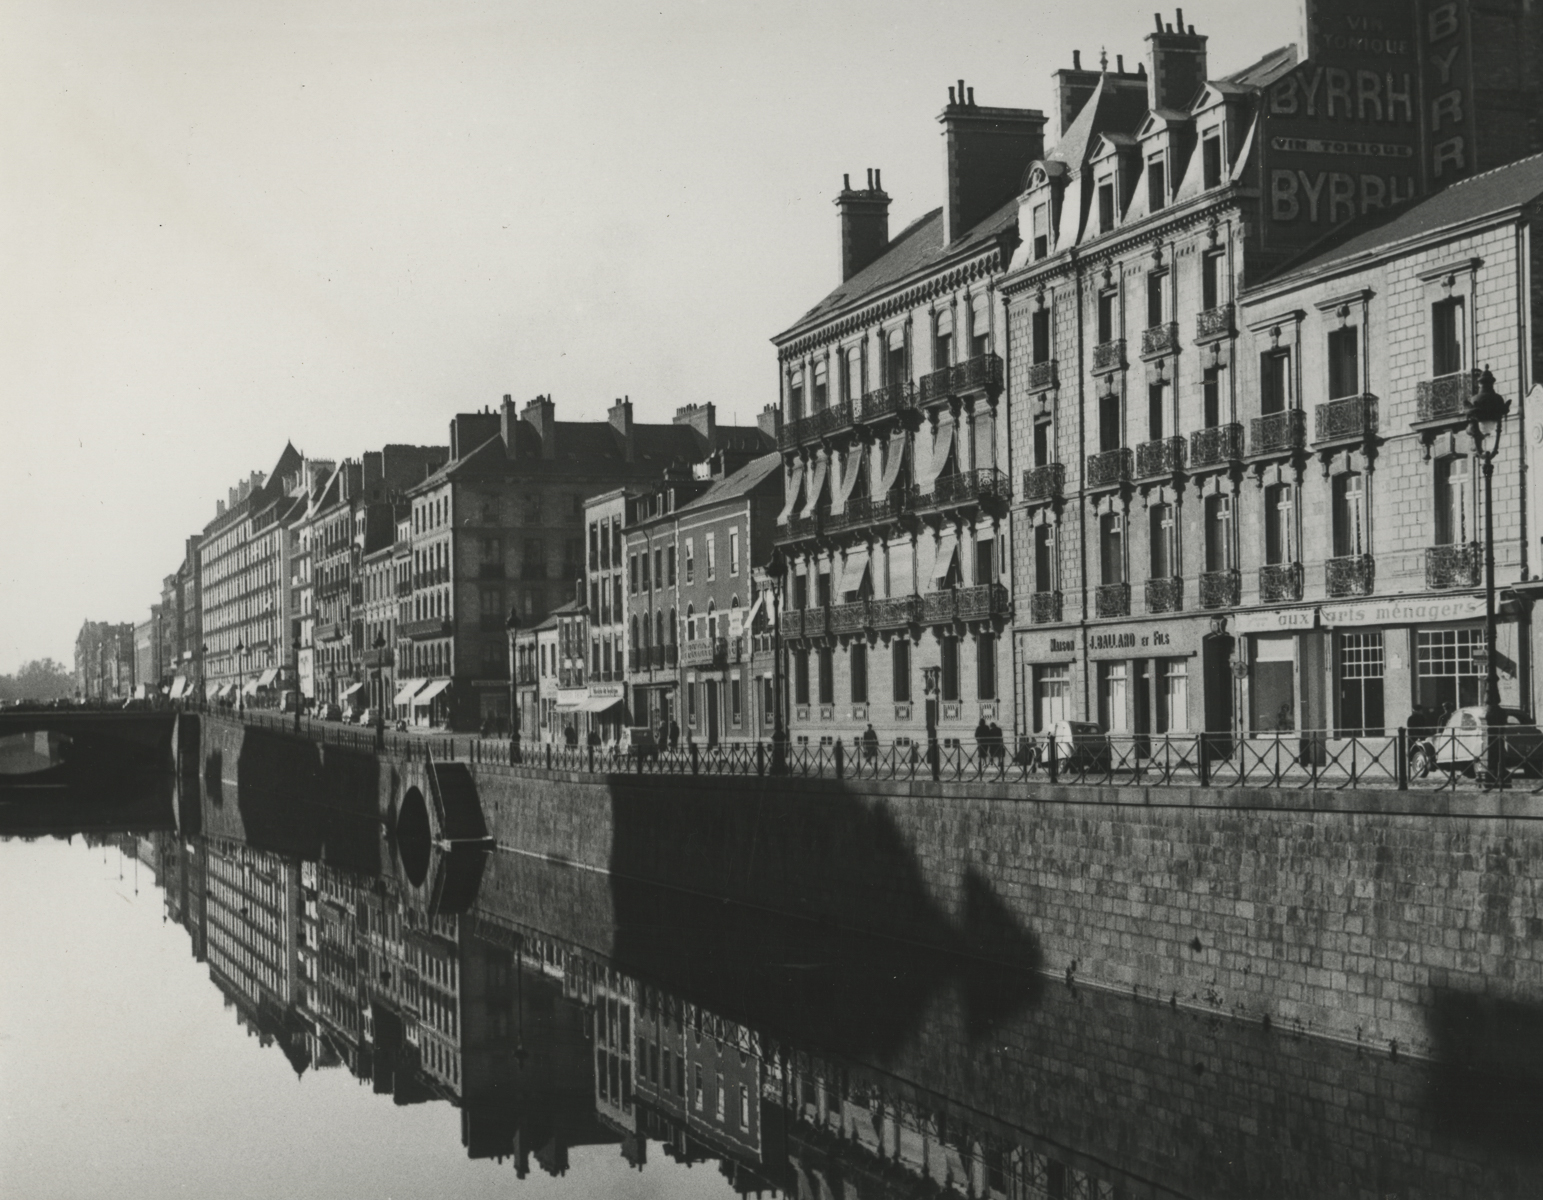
235,639,246,714
767,551,788,775
198,643,208,711
371,630,386,750
291,634,302,734
505,605,523,763
1468,366,1511,780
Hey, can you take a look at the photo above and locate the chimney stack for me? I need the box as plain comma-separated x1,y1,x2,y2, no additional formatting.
757,403,783,441
835,169,891,282
1146,8,1208,111
673,402,716,444
521,395,557,460
939,82,1046,244
609,396,635,462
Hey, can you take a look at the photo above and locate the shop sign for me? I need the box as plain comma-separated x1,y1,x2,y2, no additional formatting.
1088,626,1190,657
1234,608,1318,635
589,682,625,700
1321,594,1486,627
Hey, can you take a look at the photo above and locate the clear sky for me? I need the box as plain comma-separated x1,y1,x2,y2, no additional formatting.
0,0,1300,672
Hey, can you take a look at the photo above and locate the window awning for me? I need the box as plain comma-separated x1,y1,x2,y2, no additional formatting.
206,681,222,699
256,668,279,688
799,453,829,519
242,679,260,696
581,695,632,719
340,681,365,699
412,679,450,706
837,548,870,598
830,444,867,515
915,421,956,492
876,431,907,495
168,677,188,699
777,460,806,524
392,678,427,706
931,529,959,585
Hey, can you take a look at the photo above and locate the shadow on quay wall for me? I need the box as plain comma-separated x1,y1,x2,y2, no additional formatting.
1427,989,1543,1154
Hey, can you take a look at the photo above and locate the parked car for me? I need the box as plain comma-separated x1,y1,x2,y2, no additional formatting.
320,702,343,722
1049,720,1112,773
625,726,659,762
1411,706,1543,780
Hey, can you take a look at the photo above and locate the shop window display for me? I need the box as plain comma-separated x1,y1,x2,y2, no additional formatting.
1338,632,1385,736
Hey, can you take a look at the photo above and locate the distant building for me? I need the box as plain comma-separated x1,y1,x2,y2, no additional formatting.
73,619,135,701
133,610,161,696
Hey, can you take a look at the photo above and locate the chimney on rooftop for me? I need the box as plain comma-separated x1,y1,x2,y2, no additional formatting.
1146,8,1208,111
940,81,1046,244
1053,55,1101,139
609,396,635,462
757,403,782,442
521,395,557,460
673,402,716,445
835,169,891,282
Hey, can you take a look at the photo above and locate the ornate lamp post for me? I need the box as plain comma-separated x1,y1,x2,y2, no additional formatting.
197,643,208,711
371,630,387,749
505,605,522,763
768,550,788,775
1468,367,1511,780
235,639,246,715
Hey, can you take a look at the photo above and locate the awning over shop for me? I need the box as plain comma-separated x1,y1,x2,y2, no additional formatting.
133,683,150,699
579,695,631,719
256,668,279,688
412,679,450,706
340,681,365,699
554,697,584,712
168,677,188,699
242,679,260,696
205,681,222,699
392,678,426,706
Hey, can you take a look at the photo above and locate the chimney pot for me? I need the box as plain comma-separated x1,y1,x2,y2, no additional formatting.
874,168,881,189
1176,7,1184,28
1073,49,1081,69
1117,54,1125,72
843,172,851,190
948,85,956,104
957,78,964,100
967,86,974,104
1154,12,1163,31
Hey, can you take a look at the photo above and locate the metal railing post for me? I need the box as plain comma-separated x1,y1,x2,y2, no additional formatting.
757,742,765,776
1047,735,1058,784
1197,733,1210,788
1396,727,1408,789
588,742,595,774
691,742,700,775
834,737,845,780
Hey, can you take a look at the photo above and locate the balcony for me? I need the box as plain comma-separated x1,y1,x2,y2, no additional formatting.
1029,591,1062,624
1314,394,1378,447
681,638,727,668
478,562,505,580
784,607,829,641
1196,305,1234,342
315,621,346,643
1140,322,1179,359
783,510,822,541
1086,448,1133,491
1259,562,1304,603
1022,462,1064,504
1326,554,1376,598
911,468,1011,512
1094,583,1130,618
1190,423,1243,470
858,380,915,423
401,618,453,640
1145,577,1183,614
317,578,350,600
1415,370,1479,425
868,595,922,630
1091,339,1126,375
831,492,906,533
829,601,870,635
953,583,1011,622
1198,568,1240,609
361,647,393,669
1135,436,1186,480
1250,409,1306,457
1426,542,1481,590
917,353,1004,405
1025,359,1057,393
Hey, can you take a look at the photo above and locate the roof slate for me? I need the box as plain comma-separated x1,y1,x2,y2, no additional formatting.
673,451,784,516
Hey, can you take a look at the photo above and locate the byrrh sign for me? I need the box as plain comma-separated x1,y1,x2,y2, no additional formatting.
1262,0,1476,251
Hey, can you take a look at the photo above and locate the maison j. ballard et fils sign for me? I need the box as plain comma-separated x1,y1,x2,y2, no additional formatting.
1262,0,1477,252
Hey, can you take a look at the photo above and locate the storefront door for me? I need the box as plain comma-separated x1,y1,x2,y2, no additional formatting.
1251,634,1296,734
1202,634,1234,758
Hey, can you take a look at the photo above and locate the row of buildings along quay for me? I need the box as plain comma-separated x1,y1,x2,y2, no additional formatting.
92,0,1543,754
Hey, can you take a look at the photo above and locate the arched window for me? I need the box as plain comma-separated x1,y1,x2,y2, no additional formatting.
656,610,665,648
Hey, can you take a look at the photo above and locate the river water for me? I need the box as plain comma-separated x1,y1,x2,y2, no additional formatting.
3,763,1542,1198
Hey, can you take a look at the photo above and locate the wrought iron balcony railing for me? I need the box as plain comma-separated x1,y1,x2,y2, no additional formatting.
1415,370,1479,424
1086,448,1133,490
1426,542,1481,590
828,601,870,635
1025,359,1057,393
784,511,822,540
1091,339,1126,375
1250,408,1306,456
1315,394,1378,444
911,467,1011,511
1022,462,1064,503
1141,322,1179,358
314,621,346,643
869,595,922,630
920,584,1010,625
1135,436,1186,479
917,353,1004,404
1198,568,1240,609
837,492,906,530
1094,583,1130,618
401,618,453,640
1145,577,1183,614
1326,553,1375,598
1259,562,1303,603
1190,423,1243,468
1029,590,1062,624
858,380,916,422
1196,305,1234,342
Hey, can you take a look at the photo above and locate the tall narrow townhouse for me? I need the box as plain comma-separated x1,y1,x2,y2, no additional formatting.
771,83,1037,756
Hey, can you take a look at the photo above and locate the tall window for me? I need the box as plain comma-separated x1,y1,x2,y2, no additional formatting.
1034,664,1069,731
1147,156,1166,212
1032,308,1051,364
1033,420,1051,467
1202,134,1223,188
815,571,831,608
817,648,833,704
1148,382,1169,440
1260,350,1290,414
1149,504,1174,579
685,538,695,583
970,300,990,356
706,533,716,581
1097,181,1115,233
1264,483,1296,565
1098,661,1128,733
1201,252,1224,310
1432,297,1466,376
940,636,959,702
640,549,650,591
629,554,638,595
1332,472,1366,557
975,537,994,586
1099,512,1124,585
1032,202,1050,259
1146,271,1168,327
850,643,868,703
1156,659,1188,733
729,529,740,576
842,345,863,402
1339,632,1385,736
1435,454,1471,545
1097,291,1116,343
1205,494,1234,571
1034,524,1056,592
794,652,809,705
977,633,996,700
892,639,911,702
788,375,804,422
1328,327,1360,399
885,328,906,385
1417,628,1482,711
1099,392,1122,452
934,311,953,368
1202,366,1221,428
666,546,676,586
812,359,829,411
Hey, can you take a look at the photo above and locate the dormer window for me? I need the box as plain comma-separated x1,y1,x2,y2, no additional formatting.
1202,133,1223,189
1147,155,1167,213
1097,182,1116,233
1032,202,1050,259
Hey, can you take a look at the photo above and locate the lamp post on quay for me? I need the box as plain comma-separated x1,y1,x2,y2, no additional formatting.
505,606,522,763
372,630,387,750
767,550,788,776
1468,366,1511,783
292,634,302,734
235,639,246,715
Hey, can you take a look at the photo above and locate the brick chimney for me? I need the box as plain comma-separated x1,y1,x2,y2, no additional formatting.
939,81,1046,244
521,394,557,460
609,396,635,462
757,403,783,441
1053,51,1101,138
673,402,716,444
1146,9,1208,111
836,170,891,282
